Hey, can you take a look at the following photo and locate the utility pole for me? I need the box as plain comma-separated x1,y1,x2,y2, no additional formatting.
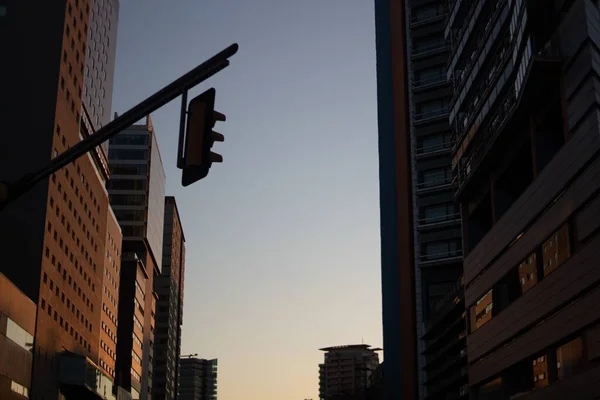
0,43,239,211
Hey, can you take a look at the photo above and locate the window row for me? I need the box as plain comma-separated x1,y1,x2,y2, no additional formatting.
43,245,95,314
100,339,115,360
41,297,91,352
101,321,117,344
44,228,95,293
41,272,94,329
99,358,115,379
102,302,118,327
470,222,571,332
104,284,117,308
476,334,586,399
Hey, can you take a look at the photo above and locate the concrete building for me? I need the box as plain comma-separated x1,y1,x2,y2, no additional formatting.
447,0,600,398
179,358,218,400
0,273,37,400
318,345,380,400
109,115,166,400
374,0,463,398
152,196,186,400
0,0,121,398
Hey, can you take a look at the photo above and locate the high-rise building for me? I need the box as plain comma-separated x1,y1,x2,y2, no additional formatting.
374,0,463,398
152,196,186,400
0,0,120,398
447,0,600,398
318,345,381,400
109,115,166,400
179,358,218,400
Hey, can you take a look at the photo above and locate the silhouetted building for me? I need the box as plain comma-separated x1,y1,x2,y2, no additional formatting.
420,276,467,399
374,0,464,398
109,115,166,400
0,0,121,398
152,197,186,400
448,0,600,398
318,345,381,400
179,358,218,400
0,273,36,400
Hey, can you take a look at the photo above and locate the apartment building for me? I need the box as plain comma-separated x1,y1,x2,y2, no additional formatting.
374,0,463,398
447,0,600,398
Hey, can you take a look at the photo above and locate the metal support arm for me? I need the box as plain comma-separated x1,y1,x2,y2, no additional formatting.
0,43,239,210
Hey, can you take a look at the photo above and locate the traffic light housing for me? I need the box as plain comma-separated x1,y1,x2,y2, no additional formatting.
180,88,225,186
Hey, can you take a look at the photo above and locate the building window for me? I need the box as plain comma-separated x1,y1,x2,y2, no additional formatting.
421,203,456,224
542,224,570,277
518,253,538,294
419,167,452,189
532,354,549,389
556,337,584,381
10,381,28,398
6,318,34,352
470,290,493,332
422,240,460,261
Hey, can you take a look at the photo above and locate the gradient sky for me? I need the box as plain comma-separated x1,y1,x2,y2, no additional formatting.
111,1,381,399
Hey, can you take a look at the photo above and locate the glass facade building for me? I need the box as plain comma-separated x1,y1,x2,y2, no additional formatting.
108,115,166,400
83,0,119,155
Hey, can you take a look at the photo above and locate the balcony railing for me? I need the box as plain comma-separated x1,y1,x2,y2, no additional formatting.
414,108,450,123
420,249,463,264
455,86,517,191
410,9,447,27
416,175,453,192
412,42,450,58
417,212,461,227
416,141,454,156
413,71,448,90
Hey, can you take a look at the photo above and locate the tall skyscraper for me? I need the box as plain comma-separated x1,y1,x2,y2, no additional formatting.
108,115,166,400
318,345,381,400
374,0,463,398
179,358,218,400
0,0,120,398
447,0,600,398
153,196,186,400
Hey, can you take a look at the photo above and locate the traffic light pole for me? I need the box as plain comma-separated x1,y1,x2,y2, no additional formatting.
0,43,239,211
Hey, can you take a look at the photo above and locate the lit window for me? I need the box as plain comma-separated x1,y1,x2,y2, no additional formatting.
6,318,34,352
11,381,28,398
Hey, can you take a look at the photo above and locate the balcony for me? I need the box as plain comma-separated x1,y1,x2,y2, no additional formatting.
416,174,453,194
420,249,463,266
411,42,450,60
410,9,447,28
413,108,450,126
418,213,461,232
413,71,448,92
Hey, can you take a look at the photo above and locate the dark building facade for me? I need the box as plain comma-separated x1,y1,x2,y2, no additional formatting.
0,273,36,400
420,276,467,400
447,0,600,398
374,0,463,398
0,0,121,398
152,197,186,400
318,345,381,400
179,358,218,400
109,115,166,400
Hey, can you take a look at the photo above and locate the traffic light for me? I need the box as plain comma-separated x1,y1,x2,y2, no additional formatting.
180,88,225,186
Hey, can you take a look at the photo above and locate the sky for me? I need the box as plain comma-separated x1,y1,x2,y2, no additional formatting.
111,1,381,399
